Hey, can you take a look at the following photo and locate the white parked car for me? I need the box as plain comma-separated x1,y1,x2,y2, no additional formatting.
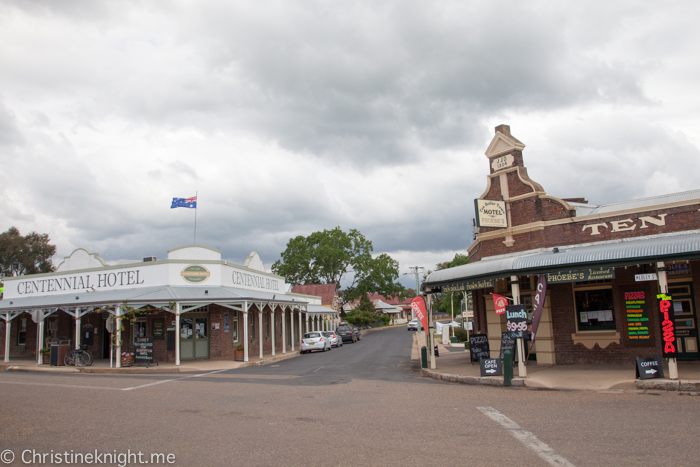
301,332,332,353
407,319,419,331
322,331,342,347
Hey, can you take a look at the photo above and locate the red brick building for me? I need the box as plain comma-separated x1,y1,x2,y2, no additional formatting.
423,125,700,365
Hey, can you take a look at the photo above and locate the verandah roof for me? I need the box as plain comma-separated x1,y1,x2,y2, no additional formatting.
423,231,700,291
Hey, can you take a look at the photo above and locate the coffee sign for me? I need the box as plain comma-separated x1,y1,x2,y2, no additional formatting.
636,356,664,380
480,358,503,377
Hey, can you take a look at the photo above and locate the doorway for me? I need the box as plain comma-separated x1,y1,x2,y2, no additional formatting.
180,312,210,360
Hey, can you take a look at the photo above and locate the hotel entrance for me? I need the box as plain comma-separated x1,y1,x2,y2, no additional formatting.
180,308,210,360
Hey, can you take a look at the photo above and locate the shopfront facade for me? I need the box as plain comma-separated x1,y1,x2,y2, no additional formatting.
0,245,340,366
423,125,700,365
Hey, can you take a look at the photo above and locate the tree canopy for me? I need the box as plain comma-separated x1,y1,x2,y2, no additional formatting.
429,253,470,315
272,227,405,307
0,226,56,277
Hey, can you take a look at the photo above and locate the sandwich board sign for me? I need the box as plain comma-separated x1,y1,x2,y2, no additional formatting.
480,357,503,377
635,356,664,380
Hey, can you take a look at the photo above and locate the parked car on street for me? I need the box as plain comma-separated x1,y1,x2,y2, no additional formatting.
407,319,419,331
322,331,342,348
301,332,332,353
336,325,357,343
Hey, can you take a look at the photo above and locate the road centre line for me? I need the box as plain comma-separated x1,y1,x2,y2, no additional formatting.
477,406,575,467
0,380,122,391
312,367,324,373
122,369,229,391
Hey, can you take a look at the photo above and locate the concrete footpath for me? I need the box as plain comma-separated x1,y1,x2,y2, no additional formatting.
412,333,700,394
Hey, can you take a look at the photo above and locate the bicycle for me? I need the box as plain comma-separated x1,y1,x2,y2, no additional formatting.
64,344,93,367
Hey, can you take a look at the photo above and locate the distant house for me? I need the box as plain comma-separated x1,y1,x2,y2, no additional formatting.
343,293,413,324
290,284,340,310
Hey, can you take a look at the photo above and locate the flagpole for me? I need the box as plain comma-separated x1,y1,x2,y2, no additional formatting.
194,190,197,244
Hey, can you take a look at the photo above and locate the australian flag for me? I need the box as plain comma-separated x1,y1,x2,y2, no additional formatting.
171,196,197,209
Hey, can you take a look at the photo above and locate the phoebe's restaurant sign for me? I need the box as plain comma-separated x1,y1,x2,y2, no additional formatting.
474,199,508,228
546,268,615,283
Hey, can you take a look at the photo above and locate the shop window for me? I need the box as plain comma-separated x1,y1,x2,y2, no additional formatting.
195,318,207,339
18,318,27,346
181,318,194,340
574,288,616,331
47,317,58,339
134,319,147,344
519,276,533,291
231,311,239,343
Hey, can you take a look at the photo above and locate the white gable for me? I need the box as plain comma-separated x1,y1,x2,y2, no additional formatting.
244,251,266,272
167,245,222,261
56,249,108,272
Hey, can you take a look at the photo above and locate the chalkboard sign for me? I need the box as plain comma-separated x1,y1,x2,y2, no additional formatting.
469,334,490,363
480,357,503,377
636,356,664,380
499,332,519,363
506,304,528,338
134,337,153,363
153,320,164,339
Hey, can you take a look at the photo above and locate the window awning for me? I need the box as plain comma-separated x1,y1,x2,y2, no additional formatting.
423,231,700,291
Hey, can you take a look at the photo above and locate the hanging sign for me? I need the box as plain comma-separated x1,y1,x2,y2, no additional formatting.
546,268,615,283
492,294,508,315
506,304,528,338
474,199,508,228
152,319,164,339
636,356,664,380
657,294,677,358
480,357,503,377
469,334,490,363
105,316,115,333
624,291,650,342
410,297,429,333
635,274,658,282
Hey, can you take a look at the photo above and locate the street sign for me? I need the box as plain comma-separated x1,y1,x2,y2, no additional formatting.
636,356,664,380
635,273,658,282
480,357,503,377
105,316,115,333
469,334,490,363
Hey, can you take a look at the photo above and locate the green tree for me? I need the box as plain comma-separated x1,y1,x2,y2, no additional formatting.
0,226,56,276
429,253,470,315
272,227,405,308
344,295,389,326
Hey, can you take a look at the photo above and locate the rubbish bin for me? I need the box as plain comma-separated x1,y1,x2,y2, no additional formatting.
421,346,427,369
49,337,71,366
434,345,439,357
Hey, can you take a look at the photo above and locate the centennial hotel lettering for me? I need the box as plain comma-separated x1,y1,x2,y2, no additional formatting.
232,271,279,291
17,270,144,295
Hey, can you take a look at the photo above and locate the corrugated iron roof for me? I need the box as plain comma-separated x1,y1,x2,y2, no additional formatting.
424,231,700,288
0,286,306,312
574,189,700,215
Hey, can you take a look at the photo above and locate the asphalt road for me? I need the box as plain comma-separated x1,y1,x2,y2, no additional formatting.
1,327,699,466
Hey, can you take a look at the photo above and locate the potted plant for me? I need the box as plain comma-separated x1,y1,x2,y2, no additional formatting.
40,348,50,364
121,351,134,367
234,344,245,361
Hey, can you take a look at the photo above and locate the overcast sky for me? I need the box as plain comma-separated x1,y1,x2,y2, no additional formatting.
1,0,699,288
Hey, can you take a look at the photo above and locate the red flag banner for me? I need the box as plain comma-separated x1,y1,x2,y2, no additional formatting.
410,296,429,332
492,294,508,315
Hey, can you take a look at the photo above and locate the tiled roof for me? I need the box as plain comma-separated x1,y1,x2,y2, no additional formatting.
290,284,338,305
367,293,413,306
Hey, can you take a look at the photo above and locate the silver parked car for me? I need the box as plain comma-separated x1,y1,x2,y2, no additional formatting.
322,331,343,347
301,332,332,353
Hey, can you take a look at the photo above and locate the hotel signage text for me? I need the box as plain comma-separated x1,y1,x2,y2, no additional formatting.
16,270,145,295
474,199,508,228
443,279,494,293
232,271,280,291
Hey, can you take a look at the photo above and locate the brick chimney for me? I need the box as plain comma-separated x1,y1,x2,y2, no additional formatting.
495,124,510,136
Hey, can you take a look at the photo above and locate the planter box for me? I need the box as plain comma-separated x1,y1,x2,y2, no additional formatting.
234,350,245,362
121,355,134,367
